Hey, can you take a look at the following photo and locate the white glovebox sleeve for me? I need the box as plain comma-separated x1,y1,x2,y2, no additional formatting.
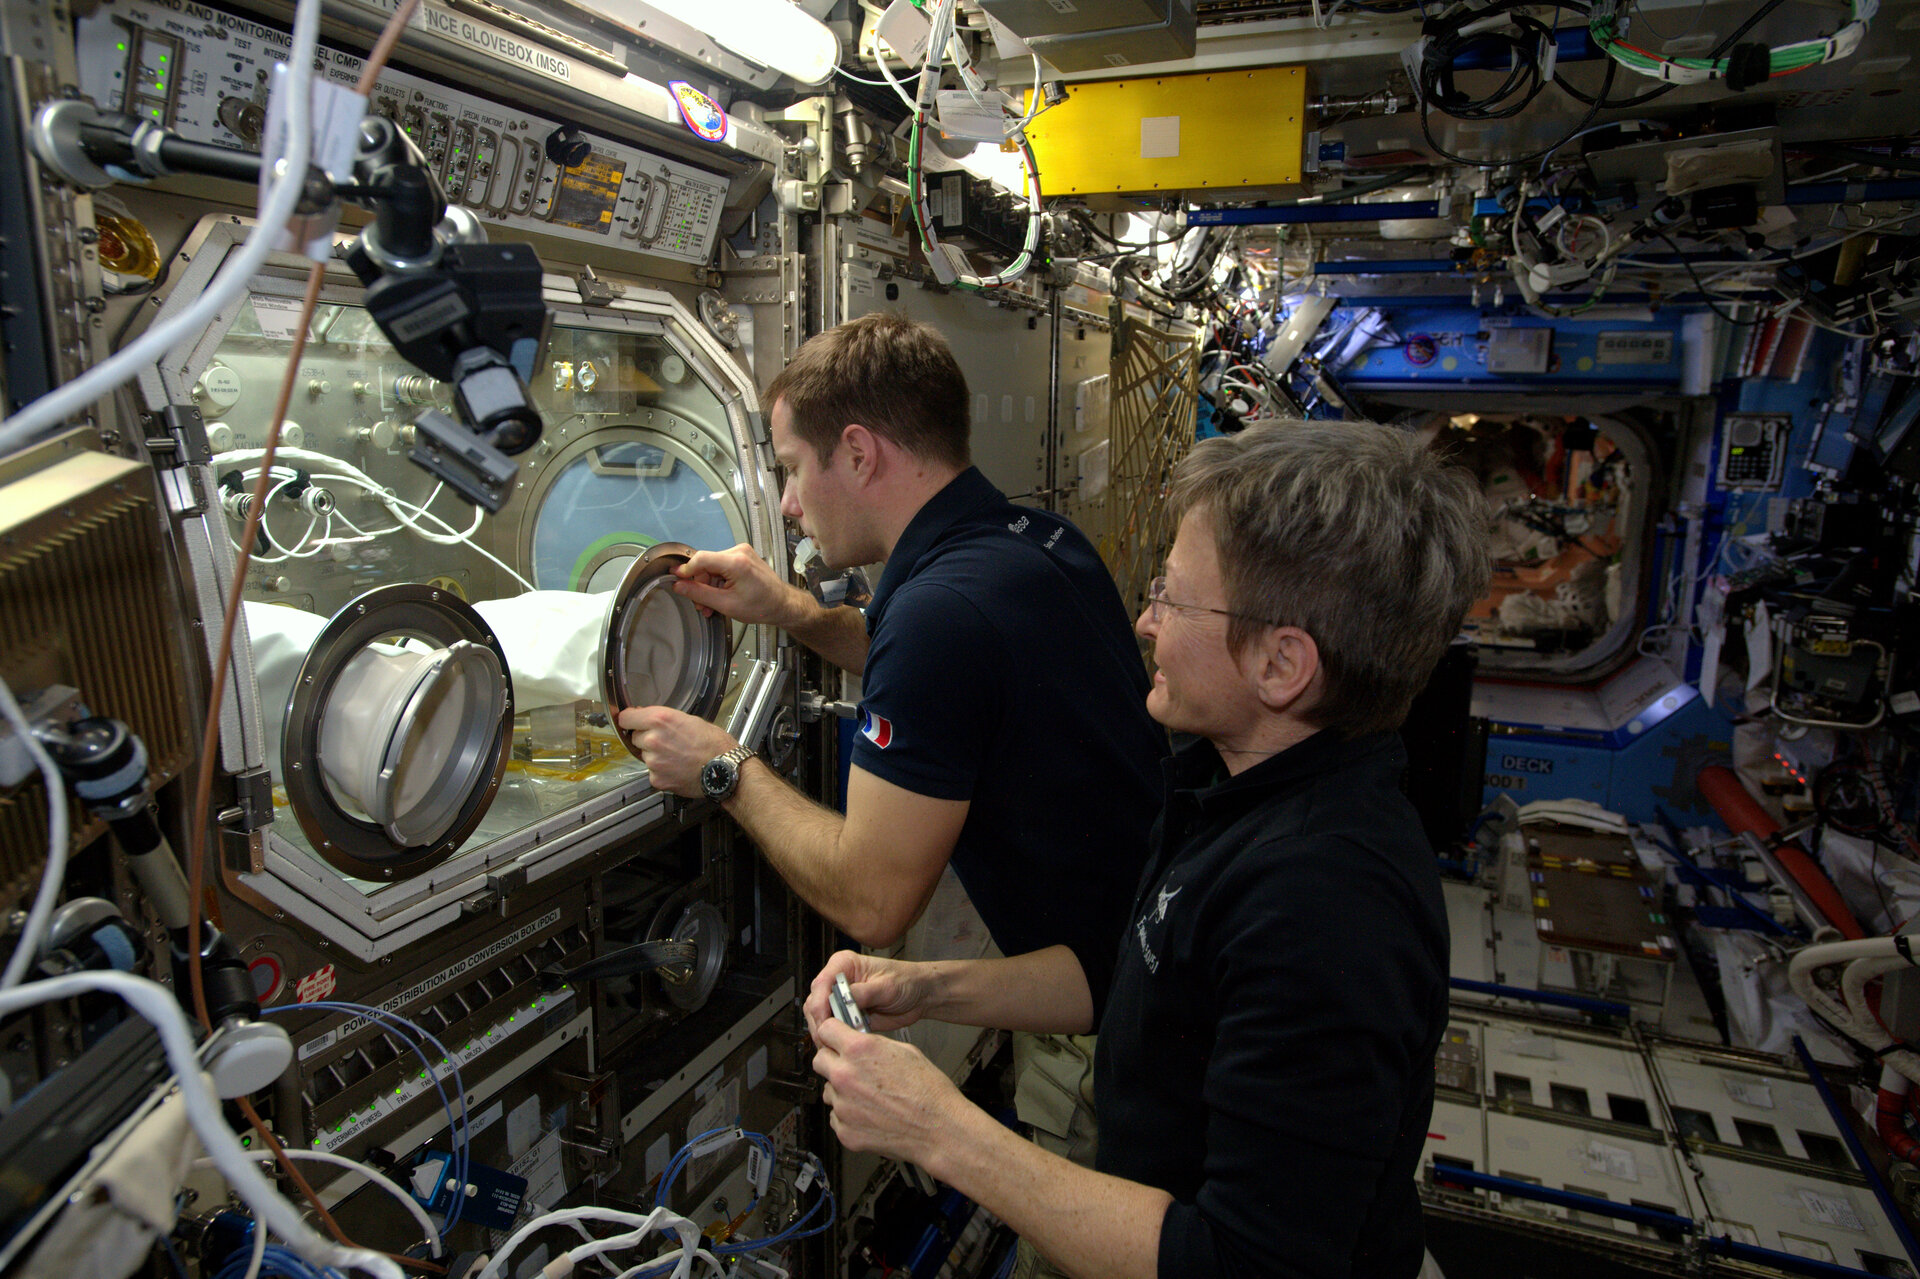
471,590,608,710
244,590,611,781
244,600,329,782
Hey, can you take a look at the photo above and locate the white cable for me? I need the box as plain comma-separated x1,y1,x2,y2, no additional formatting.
0,0,323,457
565,1218,703,1272
1787,936,1920,1085
238,505,323,564
289,515,335,558
391,482,484,546
475,1206,705,1279
330,505,401,541
241,1211,268,1279
1007,52,1048,135
872,49,923,113
217,453,463,543
232,471,303,561
0,972,399,1278
1555,215,1612,264
193,1150,444,1258
905,0,1039,289
214,449,534,591
613,1246,727,1279
869,16,928,113
1844,954,1910,1043
0,674,70,990
352,482,532,590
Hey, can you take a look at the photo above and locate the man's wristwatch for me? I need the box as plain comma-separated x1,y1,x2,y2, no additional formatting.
699,744,755,802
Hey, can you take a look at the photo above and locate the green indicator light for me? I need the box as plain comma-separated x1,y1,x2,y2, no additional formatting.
159,54,167,62
117,41,127,50
155,83,164,91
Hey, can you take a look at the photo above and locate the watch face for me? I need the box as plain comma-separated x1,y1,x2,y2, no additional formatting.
700,757,734,799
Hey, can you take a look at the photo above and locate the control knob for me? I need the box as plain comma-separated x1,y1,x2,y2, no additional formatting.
546,125,592,169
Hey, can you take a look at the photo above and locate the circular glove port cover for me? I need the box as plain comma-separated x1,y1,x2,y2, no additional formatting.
282,584,513,882
601,541,730,760
648,895,726,1011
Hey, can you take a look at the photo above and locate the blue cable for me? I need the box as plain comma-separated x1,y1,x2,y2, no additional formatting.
264,999,469,1231
653,1128,773,1210
638,1130,836,1274
157,1230,192,1279
717,1155,837,1255
212,1243,341,1279
264,1000,471,1232
284,999,470,1231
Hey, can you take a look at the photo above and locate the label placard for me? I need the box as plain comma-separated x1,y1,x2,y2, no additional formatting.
1584,1139,1638,1183
1595,331,1674,365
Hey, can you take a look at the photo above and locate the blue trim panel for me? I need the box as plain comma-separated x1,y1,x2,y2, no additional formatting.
1449,977,1631,1017
1430,1166,1693,1232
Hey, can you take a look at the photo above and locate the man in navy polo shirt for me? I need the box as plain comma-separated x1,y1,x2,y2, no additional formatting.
618,313,1165,1075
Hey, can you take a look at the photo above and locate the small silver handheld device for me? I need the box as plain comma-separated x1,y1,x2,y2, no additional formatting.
828,973,870,1033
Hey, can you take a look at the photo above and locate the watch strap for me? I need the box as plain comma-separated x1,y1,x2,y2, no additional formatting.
706,744,755,800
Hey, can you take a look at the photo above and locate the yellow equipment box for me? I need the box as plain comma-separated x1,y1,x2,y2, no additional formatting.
1024,66,1307,203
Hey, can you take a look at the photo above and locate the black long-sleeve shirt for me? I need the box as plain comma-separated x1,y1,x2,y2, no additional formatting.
1094,731,1449,1279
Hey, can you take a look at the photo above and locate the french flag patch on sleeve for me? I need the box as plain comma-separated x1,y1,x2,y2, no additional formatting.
858,709,894,749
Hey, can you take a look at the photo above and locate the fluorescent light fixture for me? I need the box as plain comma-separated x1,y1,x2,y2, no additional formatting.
599,0,841,85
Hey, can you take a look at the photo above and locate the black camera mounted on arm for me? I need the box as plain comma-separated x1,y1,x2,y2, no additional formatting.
342,115,549,511
33,99,551,511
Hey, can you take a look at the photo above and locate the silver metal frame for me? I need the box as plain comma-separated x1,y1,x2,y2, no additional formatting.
601,542,732,740
280,584,514,882
136,218,788,959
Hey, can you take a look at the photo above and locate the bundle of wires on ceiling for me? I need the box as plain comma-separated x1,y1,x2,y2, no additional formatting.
1415,0,1880,169
1202,347,1298,425
1112,222,1240,319
1410,0,1617,168
880,0,1045,289
1589,0,1878,87
1162,227,1237,302
1504,179,1628,316
1197,263,1295,422
1550,0,1823,112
